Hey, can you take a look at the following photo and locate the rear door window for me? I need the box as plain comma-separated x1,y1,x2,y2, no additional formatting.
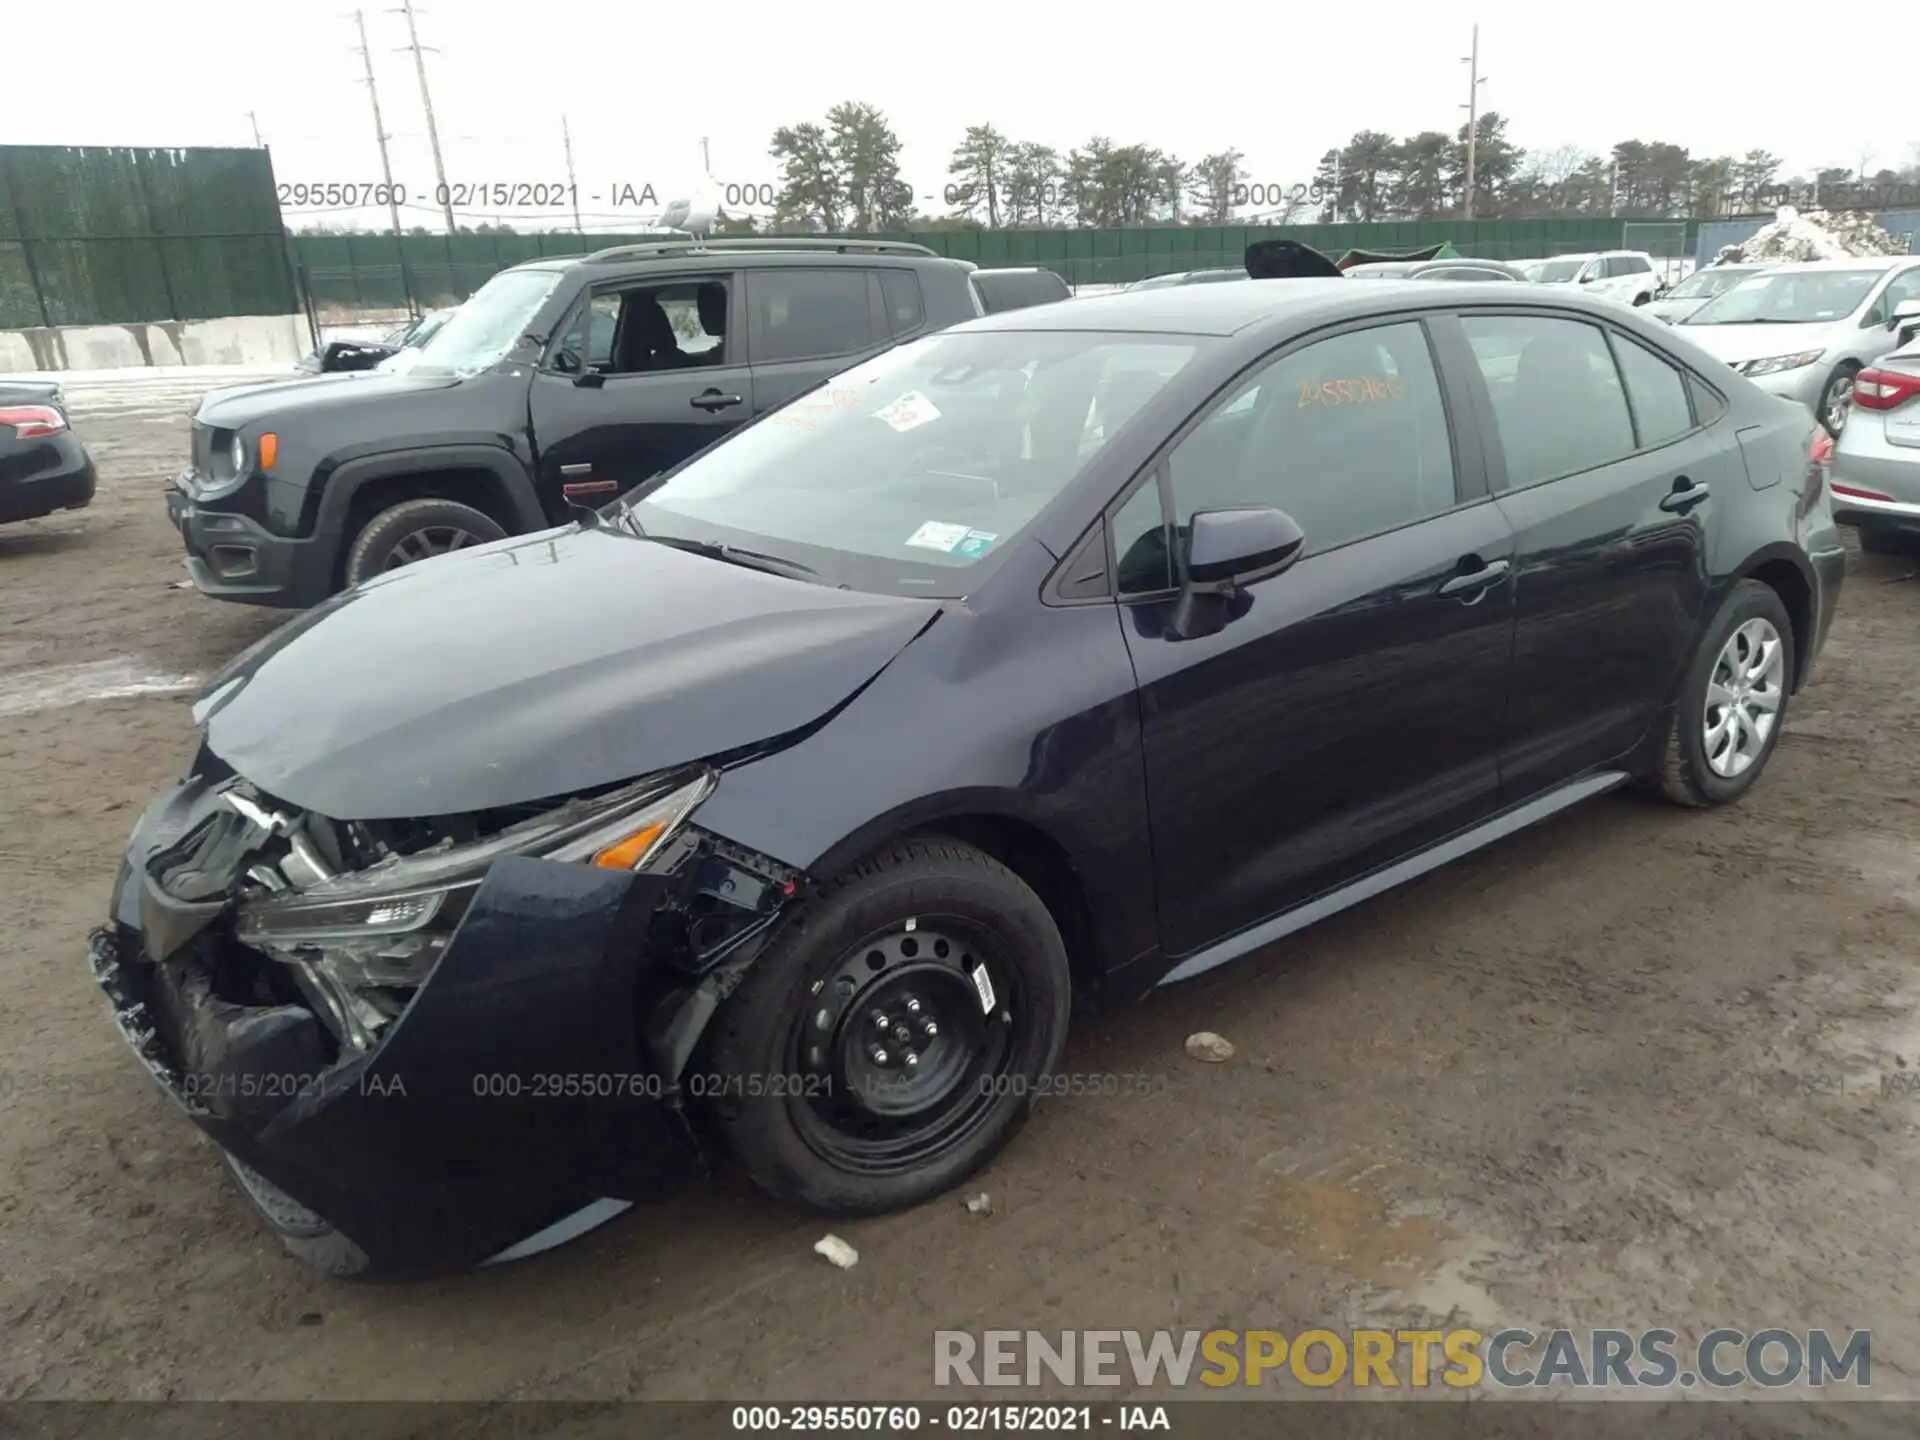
749,269,879,364
879,269,926,337
1461,315,1636,486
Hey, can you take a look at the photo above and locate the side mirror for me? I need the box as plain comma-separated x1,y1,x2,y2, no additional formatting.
1578,271,1598,284
1185,507,1305,588
1169,507,1303,640
574,369,607,389
1891,298,1920,333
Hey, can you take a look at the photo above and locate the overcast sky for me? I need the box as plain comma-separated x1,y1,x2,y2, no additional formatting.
10,0,1915,233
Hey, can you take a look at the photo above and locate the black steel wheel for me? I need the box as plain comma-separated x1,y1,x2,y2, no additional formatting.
704,837,1070,1213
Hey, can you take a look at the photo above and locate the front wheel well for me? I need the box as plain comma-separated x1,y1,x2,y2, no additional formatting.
899,815,1102,1008
335,469,523,582
1742,558,1813,690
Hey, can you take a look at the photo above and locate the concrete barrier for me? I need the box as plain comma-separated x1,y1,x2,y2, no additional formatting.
0,315,309,374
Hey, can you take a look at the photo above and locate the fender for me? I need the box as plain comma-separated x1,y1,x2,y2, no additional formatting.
306,445,546,541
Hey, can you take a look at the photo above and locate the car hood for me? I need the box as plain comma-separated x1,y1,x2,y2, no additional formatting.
193,524,943,820
195,368,463,429
1675,320,1843,364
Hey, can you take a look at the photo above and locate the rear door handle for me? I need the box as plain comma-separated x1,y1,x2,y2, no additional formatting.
559,463,593,476
1660,478,1710,513
1438,558,1510,598
691,390,743,412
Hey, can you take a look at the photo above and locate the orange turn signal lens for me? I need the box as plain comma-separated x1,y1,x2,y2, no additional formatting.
592,821,669,871
259,432,279,469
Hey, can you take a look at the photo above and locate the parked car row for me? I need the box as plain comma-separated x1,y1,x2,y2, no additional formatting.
89,239,1850,1280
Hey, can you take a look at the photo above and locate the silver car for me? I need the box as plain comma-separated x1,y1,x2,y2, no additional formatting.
1830,308,1920,553
1676,256,1920,432
1642,264,1765,325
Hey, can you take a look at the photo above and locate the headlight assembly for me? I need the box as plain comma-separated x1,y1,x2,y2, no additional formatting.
233,766,717,1048
228,433,247,476
1742,351,1824,378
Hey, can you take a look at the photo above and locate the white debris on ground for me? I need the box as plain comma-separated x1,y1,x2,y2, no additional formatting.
1716,207,1908,265
813,1234,859,1269
965,1192,993,1216
1184,1031,1235,1063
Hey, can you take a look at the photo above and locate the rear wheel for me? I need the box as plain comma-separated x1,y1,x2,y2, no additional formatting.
342,498,507,588
704,838,1070,1214
1644,580,1795,808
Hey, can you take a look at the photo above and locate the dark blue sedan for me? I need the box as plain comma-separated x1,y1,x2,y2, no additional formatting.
93,276,1846,1276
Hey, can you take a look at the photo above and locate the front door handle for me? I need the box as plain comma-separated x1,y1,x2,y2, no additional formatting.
691,390,744,412
1660,478,1710,513
1438,558,1510,598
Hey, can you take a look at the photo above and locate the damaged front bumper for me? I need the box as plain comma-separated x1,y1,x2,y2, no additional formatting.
91,768,801,1277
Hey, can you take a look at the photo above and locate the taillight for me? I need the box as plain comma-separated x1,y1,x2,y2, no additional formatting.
1853,366,1920,411
1832,482,1894,501
0,404,67,438
1809,428,1834,464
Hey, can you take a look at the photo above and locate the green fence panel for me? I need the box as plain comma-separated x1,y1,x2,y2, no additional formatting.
0,145,295,325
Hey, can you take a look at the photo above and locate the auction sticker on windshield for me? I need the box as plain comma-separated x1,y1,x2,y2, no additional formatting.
905,521,971,551
874,391,942,433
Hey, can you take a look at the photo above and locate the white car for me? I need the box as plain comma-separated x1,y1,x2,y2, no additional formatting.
1673,256,1920,433
1525,250,1663,306
1641,264,1766,324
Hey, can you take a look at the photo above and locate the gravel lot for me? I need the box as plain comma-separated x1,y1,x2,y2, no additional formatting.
3,376,1918,1419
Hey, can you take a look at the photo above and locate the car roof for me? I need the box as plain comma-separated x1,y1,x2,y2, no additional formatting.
1763,255,1913,273
958,276,1633,339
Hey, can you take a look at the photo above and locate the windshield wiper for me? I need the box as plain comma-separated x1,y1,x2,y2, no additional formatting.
645,534,819,580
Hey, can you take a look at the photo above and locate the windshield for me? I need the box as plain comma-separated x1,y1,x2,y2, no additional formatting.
1667,267,1754,300
1530,259,1586,284
1683,268,1881,326
404,270,562,376
632,329,1210,596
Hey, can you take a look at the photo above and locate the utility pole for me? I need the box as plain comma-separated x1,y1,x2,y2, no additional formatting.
247,111,263,147
1460,23,1486,219
700,136,711,176
562,116,584,235
351,12,406,242
393,0,456,234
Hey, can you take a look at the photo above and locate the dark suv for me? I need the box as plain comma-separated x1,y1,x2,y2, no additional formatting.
166,239,981,607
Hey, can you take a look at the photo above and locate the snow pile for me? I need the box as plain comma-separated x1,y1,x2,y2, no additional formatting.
1716,206,1907,265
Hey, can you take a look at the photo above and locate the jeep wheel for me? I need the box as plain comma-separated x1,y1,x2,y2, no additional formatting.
344,498,507,587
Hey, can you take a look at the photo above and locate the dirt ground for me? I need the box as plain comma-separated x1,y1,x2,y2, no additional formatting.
3,376,1919,1414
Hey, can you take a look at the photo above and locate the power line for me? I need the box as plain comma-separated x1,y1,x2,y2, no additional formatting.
392,0,456,234
247,111,263,147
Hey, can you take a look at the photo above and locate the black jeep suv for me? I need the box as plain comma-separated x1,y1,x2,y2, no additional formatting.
166,239,981,607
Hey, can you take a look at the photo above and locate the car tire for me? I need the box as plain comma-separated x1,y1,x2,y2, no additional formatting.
342,498,507,587
1644,580,1796,809
1817,362,1860,436
703,836,1071,1215
222,1152,374,1279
